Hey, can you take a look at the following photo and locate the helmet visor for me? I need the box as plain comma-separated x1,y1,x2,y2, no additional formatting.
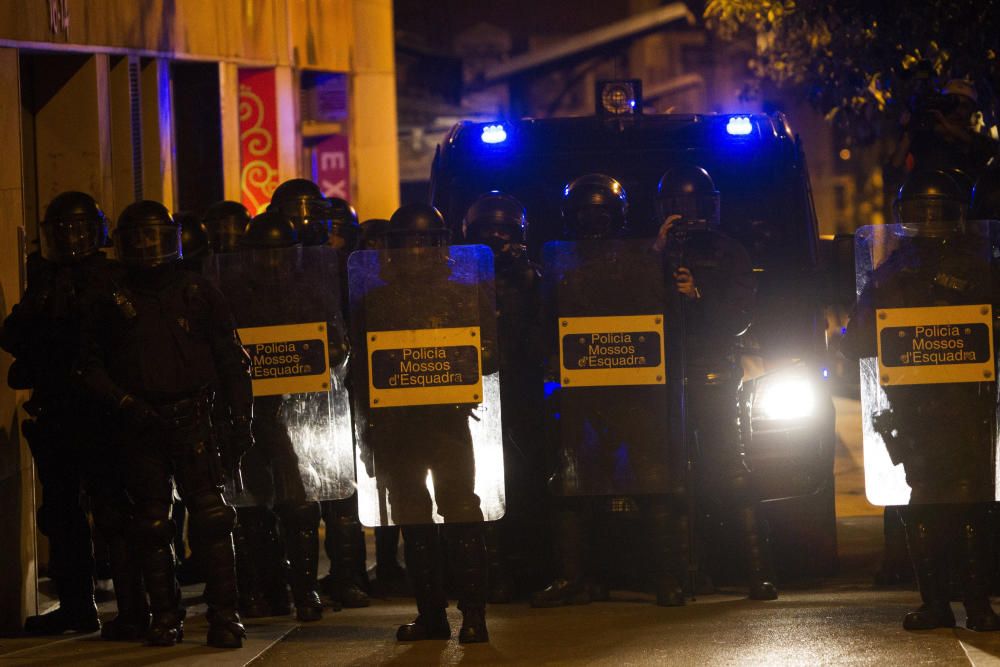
40,218,103,262
896,198,964,236
567,207,616,240
211,219,247,253
116,225,182,267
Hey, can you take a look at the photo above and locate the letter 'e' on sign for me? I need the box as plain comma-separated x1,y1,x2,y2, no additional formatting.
238,322,331,396
367,326,484,408
559,314,666,388
876,304,994,386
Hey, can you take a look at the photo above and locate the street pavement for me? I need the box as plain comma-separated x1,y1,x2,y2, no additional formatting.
3,397,1000,665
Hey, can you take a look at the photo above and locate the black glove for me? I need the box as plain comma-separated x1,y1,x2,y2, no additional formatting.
118,394,163,431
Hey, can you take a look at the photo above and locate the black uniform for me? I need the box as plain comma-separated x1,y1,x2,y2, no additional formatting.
352,204,493,644
78,201,252,648
843,169,1000,632
1,251,118,635
319,197,371,609
224,211,332,622
658,165,775,601
843,231,1000,630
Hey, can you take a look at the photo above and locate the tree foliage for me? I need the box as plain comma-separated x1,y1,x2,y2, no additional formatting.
704,0,1000,141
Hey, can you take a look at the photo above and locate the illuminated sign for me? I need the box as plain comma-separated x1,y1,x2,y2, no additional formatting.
239,322,330,396
876,304,994,385
559,314,666,388
367,326,484,407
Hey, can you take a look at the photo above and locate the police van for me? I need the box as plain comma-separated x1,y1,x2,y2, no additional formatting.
429,81,838,578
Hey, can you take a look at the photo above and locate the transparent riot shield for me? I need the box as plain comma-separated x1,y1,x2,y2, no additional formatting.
347,244,504,526
541,238,675,496
854,221,999,506
205,245,355,506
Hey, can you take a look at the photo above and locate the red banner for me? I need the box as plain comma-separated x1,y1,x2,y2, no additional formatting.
239,69,280,215
313,134,350,200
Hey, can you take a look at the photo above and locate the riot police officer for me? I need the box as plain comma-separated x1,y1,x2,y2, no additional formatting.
352,204,492,643
203,200,251,254
269,179,333,246
77,201,253,648
0,192,117,635
356,217,407,589
843,170,1000,631
315,197,370,609
463,192,544,602
653,165,776,601
533,174,686,607
232,210,331,622
177,211,212,272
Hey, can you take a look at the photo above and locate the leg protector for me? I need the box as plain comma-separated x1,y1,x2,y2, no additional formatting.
957,504,1000,631
646,496,688,607
277,501,323,621
902,505,956,630
324,502,370,608
397,525,449,641
531,502,590,607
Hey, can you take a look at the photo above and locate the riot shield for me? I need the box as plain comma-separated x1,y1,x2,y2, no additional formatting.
205,245,355,506
541,238,675,496
347,244,504,526
855,221,999,506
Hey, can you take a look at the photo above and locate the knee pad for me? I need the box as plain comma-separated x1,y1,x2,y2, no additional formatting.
188,497,237,543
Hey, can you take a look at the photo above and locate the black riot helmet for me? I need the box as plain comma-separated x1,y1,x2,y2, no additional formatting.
463,191,528,259
971,167,1000,220
386,204,450,249
359,218,390,250
269,178,332,246
327,197,361,253
239,209,301,278
115,200,181,269
655,165,721,233
561,174,628,240
239,209,299,249
176,211,211,263
894,169,966,236
39,191,109,263
203,200,250,253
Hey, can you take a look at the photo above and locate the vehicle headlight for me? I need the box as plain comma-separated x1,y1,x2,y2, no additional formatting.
752,373,817,422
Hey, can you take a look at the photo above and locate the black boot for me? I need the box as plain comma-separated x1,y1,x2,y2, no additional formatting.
24,575,101,635
451,524,489,643
902,507,955,630
206,607,247,649
234,508,276,618
531,506,590,607
484,521,513,604
191,508,246,649
143,542,185,646
648,498,688,607
324,508,370,608
737,504,778,601
279,502,324,622
397,525,450,641
874,506,913,586
958,507,1000,632
375,525,407,591
100,532,150,641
